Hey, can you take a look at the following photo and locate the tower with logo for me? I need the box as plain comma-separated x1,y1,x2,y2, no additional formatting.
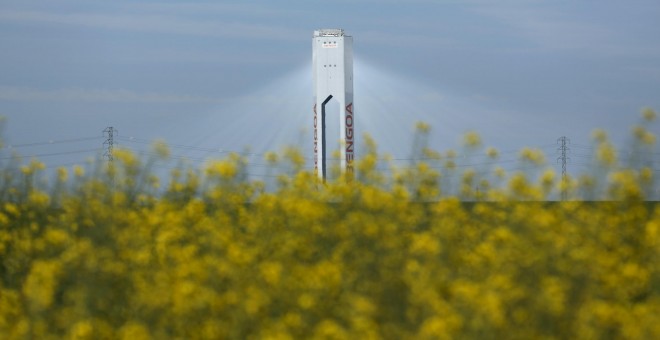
312,29,354,180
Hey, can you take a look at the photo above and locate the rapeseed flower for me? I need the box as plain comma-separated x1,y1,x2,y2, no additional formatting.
0,112,659,338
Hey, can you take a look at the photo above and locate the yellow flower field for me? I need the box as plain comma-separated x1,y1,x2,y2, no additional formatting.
1,110,660,339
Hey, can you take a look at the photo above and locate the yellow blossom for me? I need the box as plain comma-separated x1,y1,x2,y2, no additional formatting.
591,128,608,143
114,148,139,168
151,139,170,159
118,322,151,340
486,147,499,159
0,115,658,338
73,165,85,177
298,293,315,310
596,142,617,166
518,147,545,165
409,232,441,256
68,320,93,340
4,203,19,216
23,260,61,310
462,131,482,148
642,107,657,122
415,121,431,133
28,191,50,207
57,167,68,182
207,159,238,178
260,261,283,285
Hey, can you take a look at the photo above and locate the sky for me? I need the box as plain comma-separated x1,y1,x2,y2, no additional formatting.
1,0,659,181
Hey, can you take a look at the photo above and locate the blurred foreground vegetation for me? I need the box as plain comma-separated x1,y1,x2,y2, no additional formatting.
1,110,660,339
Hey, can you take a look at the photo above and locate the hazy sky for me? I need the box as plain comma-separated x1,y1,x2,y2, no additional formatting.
1,0,659,177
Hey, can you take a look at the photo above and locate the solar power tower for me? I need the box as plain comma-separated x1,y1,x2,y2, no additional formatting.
312,29,354,180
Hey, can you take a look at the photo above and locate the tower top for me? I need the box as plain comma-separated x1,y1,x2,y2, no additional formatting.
314,29,345,37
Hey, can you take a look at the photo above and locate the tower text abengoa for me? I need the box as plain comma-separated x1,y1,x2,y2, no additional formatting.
312,29,354,180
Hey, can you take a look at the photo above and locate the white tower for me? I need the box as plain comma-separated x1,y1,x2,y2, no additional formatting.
313,29,354,180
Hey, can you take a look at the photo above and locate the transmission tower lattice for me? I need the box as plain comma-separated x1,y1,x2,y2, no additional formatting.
103,127,116,162
557,136,570,200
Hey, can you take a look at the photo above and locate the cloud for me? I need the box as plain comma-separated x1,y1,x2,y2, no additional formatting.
359,29,457,49
126,2,307,19
418,91,444,102
0,86,225,103
0,9,301,41
471,4,660,57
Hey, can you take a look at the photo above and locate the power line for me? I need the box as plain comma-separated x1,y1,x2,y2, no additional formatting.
0,148,100,161
7,131,654,182
125,145,548,172
45,161,93,170
2,136,102,149
119,135,562,162
117,136,265,156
